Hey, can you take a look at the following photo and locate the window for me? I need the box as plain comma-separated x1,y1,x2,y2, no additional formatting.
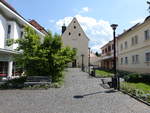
124,41,128,49
74,21,76,23
132,56,135,64
112,44,114,50
145,52,150,62
132,35,138,45
135,55,139,63
7,25,11,38
125,57,128,64
108,46,111,52
120,44,123,51
102,50,104,54
132,55,139,64
131,37,134,45
78,33,81,36
0,61,8,77
74,26,76,29
135,35,138,44
69,32,71,36
20,31,23,38
121,58,123,64
144,30,150,40
105,48,107,53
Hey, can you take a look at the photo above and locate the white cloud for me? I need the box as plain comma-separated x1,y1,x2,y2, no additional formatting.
56,15,112,53
130,18,144,24
82,7,89,12
74,7,90,14
49,19,55,23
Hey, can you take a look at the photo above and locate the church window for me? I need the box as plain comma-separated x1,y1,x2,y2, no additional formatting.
74,26,76,29
78,33,81,36
69,32,71,36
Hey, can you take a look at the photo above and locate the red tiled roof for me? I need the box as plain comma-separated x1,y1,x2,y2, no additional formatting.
0,0,46,35
29,20,48,34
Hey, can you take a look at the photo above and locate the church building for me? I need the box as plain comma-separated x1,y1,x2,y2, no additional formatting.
61,18,89,69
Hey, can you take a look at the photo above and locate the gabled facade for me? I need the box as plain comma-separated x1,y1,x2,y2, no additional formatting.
0,0,45,79
62,18,89,68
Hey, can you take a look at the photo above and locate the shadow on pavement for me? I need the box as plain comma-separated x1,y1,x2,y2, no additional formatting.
73,90,117,99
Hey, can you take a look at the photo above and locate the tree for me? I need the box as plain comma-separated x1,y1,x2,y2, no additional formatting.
8,26,76,82
95,52,99,57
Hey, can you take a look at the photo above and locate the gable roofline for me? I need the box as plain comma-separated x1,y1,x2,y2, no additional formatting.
62,17,90,41
101,40,113,49
0,0,45,36
29,19,48,35
117,16,150,39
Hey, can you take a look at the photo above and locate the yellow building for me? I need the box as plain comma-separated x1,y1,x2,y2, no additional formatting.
117,16,150,74
101,40,115,70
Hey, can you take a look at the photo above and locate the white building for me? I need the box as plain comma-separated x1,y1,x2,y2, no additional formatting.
0,0,45,79
61,18,89,68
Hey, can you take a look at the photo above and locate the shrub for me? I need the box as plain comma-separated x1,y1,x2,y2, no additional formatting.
7,26,76,83
124,73,142,82
121,82,150,103
0,76,27,89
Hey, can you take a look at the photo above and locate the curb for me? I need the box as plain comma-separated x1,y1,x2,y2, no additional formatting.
120,90,150,106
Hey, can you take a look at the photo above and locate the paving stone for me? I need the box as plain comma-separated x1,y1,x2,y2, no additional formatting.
0,68,149,113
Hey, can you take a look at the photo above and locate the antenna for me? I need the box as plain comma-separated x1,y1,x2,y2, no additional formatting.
147,1,150,15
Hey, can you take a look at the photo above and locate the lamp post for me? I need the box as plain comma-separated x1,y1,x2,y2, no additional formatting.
110,24,119,90
81,54,84,71
88,48,91,75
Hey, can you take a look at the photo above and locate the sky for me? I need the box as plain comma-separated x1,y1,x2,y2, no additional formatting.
7,0,149,53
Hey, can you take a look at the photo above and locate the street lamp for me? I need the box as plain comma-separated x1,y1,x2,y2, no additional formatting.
81,54,84,71
88,48,91,75
110,24,119,90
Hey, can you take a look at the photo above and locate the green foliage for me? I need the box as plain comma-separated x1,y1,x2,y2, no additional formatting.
95,52,101,57
7,26,76,83
124,73,142,82
121,82,150,103
0,76,27,89
96,69,113,77
6,39,15,46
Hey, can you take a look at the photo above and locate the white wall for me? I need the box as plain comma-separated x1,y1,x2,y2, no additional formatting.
0,14,7,49
13,22,21,49
62,18,89,67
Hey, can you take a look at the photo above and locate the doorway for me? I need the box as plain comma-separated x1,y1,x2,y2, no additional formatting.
72,60,77,68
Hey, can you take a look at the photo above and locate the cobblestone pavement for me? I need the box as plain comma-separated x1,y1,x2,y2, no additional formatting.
0,68,149,113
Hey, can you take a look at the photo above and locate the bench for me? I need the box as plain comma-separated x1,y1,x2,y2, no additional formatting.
24,76,51,86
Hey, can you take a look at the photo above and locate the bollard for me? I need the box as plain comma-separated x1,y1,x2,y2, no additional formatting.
112,77,117,90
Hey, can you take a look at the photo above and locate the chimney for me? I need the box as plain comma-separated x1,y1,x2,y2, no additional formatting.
62,23,66,34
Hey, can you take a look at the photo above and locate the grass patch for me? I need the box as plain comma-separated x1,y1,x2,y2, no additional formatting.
121,82,150,103
121,82,150,93
96,70,113,77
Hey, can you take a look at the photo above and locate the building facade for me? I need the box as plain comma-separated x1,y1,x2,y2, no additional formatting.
62,18,89,68
90,52,101,67
117,17,150,74
101,40,114,69
0,0,45,79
